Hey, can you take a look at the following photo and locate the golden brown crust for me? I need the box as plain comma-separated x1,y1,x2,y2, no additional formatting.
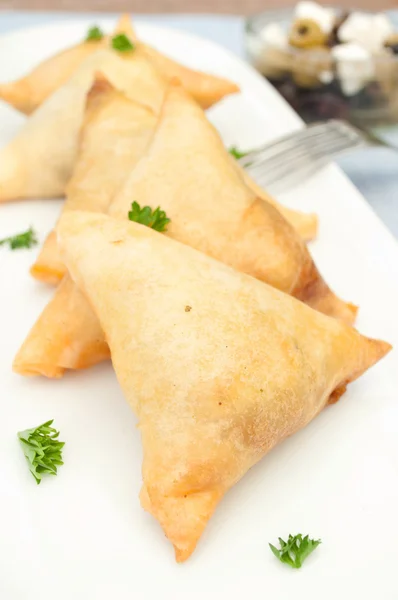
18,80,354,382
13,275,110,377
111,81,353,323
0,50,166,203
57,210,391,561
140,484,222,562
114,13,137,40
140,43,239,109
85,71,115,104
0,14,132,115
27,73,157,285
0,41,105,115
16,77,157,374
239,167,318,241
30,231,67,285
0,14,238,116
294,261,358,324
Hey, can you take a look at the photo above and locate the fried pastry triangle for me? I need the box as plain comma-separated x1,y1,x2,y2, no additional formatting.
13,76,156,376
13,81,354,379
92,14,240,109
57,210,391,561
30,74,156,284
0,15,139,115
0,49,165,202
0,14,238,115
27,72,313,285
110,82,354,322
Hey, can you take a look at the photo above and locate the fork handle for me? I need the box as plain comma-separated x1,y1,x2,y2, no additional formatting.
351,122,398,151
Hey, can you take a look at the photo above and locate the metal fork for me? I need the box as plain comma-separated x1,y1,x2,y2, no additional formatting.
239,120,395,193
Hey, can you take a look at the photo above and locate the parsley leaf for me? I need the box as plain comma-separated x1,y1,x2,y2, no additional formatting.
229,146,250,160
18,420,65,485
128,202,170,232
111,33,135,53
269,534,321,569
85,25,104,42
0,227,38,250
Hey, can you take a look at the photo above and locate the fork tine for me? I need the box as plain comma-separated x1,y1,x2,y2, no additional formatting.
247,135,364,190
249,144,344,190
251,156,328,191
238,122,334,165
239,120,368,193
239,120,365,167
239,120,360,158
246,130,364,182
243,121,365,183
259,162,325,195
246,134,354,175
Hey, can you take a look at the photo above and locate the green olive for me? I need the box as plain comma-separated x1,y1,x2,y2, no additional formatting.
289,18,328,49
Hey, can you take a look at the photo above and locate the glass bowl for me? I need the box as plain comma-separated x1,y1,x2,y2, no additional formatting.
245,8,398,126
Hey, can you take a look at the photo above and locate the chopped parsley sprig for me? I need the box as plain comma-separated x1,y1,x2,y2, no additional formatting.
269,534,321,569
18,420,64,484
111,33,135,53
85,25,104,42
229,146,250,160
0,227,38,250
128,202,170,232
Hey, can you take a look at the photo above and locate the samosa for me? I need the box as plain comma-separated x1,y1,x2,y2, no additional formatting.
118,17,316,242
0,14,238,115
30,74,156,284
0,49,165,202
28,75,316,284
13,81,353,379
57,210,391,562
14,76,155,374
110,82,354,322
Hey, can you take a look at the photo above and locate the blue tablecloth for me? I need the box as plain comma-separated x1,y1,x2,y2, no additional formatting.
1,10,398,237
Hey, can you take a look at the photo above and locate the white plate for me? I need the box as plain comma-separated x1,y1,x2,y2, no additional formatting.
0,18,397,600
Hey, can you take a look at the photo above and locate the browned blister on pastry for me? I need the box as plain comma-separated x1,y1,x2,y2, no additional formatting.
57,210,391,562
